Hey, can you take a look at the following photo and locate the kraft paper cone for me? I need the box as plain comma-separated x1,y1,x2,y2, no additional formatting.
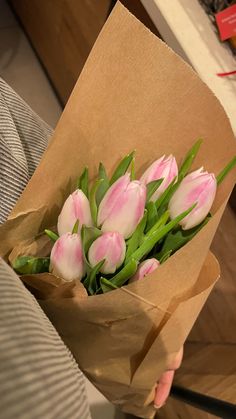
0,2,235,418
20,250,219,419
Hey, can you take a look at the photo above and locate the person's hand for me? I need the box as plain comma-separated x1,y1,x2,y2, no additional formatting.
154,347,183,409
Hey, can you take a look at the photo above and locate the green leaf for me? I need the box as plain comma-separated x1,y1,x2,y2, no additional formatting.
89,179,104,225
145,202,158,231
83,259,105,295
129,204,196,262
81,225,102,276
12,256,50,275
146,179,163,202
157,215,211,259
130,158,135,180
179,139,203,179
110,151,135,184
216,156,236,186
155,177,177,211
125,210,147,263
96,163,110,204
159,250,172,264
100,277,118,293
144,210,169,238
100,259,138,293
72,219,79,234
77,167,89,196
44,229,59,242
81,225,102,255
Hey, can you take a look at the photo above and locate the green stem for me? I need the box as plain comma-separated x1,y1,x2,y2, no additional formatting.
77,167,89,196
130,204,196,262
89,179,104,225
110,151,135,184
144,210,169,238
179,139,203,179
44,229,59,242
72,219,79,234
216,156,236,185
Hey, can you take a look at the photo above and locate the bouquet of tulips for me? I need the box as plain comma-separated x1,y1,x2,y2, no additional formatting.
12,142,235,295
1,4,236,418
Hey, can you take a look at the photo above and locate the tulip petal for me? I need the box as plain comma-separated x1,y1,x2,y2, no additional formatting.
101,180,146,239
50,233,84,281
57,189,93,236
88,232,126,274
97,173,130,226
130,258,159,282
140,155,178,201
169,170,216,229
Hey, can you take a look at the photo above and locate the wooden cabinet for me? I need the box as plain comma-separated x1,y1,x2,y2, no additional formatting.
10,0,111,103
9,0,160,104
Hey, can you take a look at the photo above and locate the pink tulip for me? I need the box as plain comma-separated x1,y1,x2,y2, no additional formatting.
88,232,126,274
97,174,146,239
57,189,92,236
50,233,84,281
130,258,160,282
140,155,178,201
169,168,217,230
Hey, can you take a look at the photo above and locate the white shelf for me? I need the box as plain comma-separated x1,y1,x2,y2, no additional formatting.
141,0,236,135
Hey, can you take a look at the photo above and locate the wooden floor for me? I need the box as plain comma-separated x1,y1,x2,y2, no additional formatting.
157,203,236,418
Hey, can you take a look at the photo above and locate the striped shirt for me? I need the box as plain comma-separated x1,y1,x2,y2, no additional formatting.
0,78,91,419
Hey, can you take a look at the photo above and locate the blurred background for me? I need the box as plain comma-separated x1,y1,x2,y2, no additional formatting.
0,0,235,418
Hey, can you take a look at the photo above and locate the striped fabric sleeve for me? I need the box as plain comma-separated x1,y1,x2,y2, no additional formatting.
0,259,91,419
0,77,52,224
0,78,91,419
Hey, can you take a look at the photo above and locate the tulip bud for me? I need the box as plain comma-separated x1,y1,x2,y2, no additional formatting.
88,231,126,274
97,174,146,239
57,189,92,236
140,155,178,201
169,168,217,230
50,233,84,281
130,258,160,282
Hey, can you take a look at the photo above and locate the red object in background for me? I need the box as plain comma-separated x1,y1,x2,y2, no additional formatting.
217,70,236,77
215,4,236,41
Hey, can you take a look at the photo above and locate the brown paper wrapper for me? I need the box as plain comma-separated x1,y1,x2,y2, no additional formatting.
0,2,235,418
37,251,219,419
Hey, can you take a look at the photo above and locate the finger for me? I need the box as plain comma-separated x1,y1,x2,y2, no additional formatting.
167,346,183,371
154,369,175,408
154,347,184,409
